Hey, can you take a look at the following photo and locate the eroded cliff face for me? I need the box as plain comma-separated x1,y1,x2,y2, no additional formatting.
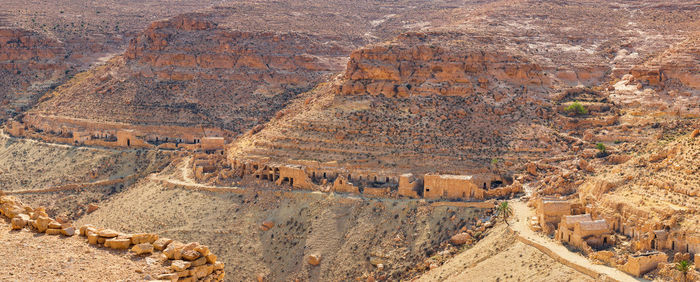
28,13,348,137
124,14,347,83
229,32,564,176
0,28,67,121
339,32,550,98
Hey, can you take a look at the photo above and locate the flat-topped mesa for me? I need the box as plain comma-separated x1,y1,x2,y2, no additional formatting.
338,32,551,98
123,13,346,82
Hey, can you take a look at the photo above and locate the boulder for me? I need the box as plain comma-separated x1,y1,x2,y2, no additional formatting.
45,228,62,235
206,254,217,264
34,216,51,233
153,237,173,251
87,204,99,213
170,260,191,272
191,256,207,267
98,229,119,238
79,224,95,236
450,232,472,245
48,221,62,229
131,243,154,255
163,241,185,259
10,216,27,230
61,226,76,236
105,238,131,250
131,233,159,244
87,232,99,244
192,264,214,279
181,249,202,261
308,254,322,266
194,245,210,256
213,261,225,270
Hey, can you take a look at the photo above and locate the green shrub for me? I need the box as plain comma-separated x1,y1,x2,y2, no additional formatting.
565,101,588,115
596,142,607,154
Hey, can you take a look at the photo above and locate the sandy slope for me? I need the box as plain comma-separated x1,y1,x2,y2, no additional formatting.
418,224,593,282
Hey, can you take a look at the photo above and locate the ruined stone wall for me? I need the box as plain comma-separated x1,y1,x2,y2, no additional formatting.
423,174,483,200
12,114,227,150
230,158,519,202
620,252,668,277
0,194,225,281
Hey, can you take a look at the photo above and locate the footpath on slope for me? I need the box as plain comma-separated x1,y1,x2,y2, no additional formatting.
509,201,642,282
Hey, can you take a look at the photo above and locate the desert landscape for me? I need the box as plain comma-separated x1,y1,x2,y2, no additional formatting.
0,0,698,281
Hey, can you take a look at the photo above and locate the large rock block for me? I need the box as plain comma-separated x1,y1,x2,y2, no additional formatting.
153,237,173,251
131,243,154,255
131,233,159,244
105,238,131,250
34,216,51,233
170,260,191,272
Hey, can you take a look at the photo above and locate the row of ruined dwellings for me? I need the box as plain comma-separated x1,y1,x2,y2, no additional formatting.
191,157,523,201
5,120,226,152
7,119,519,201
532,196,699,277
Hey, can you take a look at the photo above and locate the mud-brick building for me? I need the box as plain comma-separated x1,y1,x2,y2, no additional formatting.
423,174,484,200
556,214,614,252
536,197,572,234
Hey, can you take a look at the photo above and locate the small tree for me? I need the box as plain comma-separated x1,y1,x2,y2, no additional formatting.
565,101,588,115
676,260,690,282
595,142,608,158
595,142,607,154
496,201,513,226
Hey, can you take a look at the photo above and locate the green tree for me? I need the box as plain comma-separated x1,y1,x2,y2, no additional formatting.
496,201,513,226
676,260,690,282
565,101,588,115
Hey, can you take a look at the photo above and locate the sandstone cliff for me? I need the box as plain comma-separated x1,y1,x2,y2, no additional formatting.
27,13,348,138
0,28,67,121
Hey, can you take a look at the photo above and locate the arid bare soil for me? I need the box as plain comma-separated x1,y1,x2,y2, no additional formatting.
419,224,593,282
0,219,170,281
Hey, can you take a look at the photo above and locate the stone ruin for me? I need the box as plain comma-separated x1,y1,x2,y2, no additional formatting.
229,158,522,201
533,195,699,278
0,194,225,281
555,214,615,254
4,116,227,152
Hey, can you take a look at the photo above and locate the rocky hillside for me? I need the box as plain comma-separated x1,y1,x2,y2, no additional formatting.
229,32,563,175
28,13,348,135
0,28,67,121
230,0,700,177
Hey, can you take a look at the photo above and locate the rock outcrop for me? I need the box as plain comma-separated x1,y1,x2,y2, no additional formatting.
0,28,67,121
23,13,348,144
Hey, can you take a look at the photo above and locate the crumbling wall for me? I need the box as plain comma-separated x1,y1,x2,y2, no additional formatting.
398,173,421,198
423,174,483,200
0,195,225,281
620,252,668,277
